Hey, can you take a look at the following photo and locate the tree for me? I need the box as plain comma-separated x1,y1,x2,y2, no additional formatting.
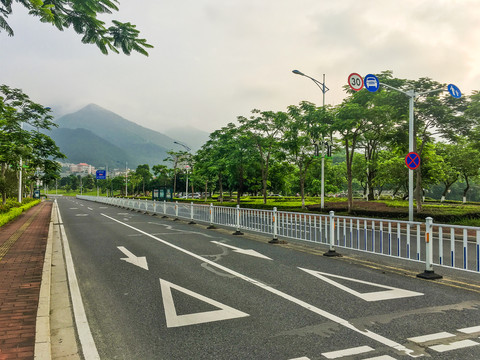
333,96,368,212
135,164,152,194
0,85,65,203
163,150,188,196
284,102,324,209
0,0,153,55
238,109,286,204
435,142,460,202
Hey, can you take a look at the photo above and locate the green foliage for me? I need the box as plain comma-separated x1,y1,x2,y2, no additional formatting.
0,0,153,56
0,199,40,227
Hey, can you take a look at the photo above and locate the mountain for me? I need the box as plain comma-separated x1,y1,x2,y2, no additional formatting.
164,126,210,152
48,128,135,168
53,104,179,168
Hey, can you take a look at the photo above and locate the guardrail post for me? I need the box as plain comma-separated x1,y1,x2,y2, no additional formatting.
324,211,341,257
174,201,179,221
188,202,196,224
417,217,442,279
232,205,243,235
162,200,168,218
207,203,216,229
269,207,279,244
144,199,149,214
152,200,157,216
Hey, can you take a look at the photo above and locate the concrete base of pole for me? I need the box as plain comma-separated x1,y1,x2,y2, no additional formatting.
161,215,168,218
174,218,180,221
151,213,158,216
269,238,279,244
323,250,342,257
206,225,217,229
416,270,442,280
232,230,244,235
188,220,196,224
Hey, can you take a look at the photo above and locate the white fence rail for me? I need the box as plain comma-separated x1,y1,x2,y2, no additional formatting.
77,196,480,275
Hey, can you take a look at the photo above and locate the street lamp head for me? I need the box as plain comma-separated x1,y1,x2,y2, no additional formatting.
292,69,305,76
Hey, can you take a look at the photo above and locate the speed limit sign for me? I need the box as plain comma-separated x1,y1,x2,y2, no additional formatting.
348,73,364,91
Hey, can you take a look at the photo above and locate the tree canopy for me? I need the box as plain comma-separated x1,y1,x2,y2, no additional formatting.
0,0,153,55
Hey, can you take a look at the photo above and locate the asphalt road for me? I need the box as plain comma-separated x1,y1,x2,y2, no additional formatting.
56,197,480,360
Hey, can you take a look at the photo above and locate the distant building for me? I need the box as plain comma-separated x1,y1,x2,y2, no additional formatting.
69,163,96,175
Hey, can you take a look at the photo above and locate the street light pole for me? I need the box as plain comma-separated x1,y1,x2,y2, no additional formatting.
292,70,329,209
380,83,444,221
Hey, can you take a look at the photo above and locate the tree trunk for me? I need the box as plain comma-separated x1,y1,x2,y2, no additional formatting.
415,168,422,212
300,174,306,209
463,176,470,204
218,173,223,204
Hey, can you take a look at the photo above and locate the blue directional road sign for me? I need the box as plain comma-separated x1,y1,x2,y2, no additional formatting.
96,170,107,180
447,84,462,98
364,74,380,92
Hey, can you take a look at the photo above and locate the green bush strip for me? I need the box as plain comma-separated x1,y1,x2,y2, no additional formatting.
0,200,41,227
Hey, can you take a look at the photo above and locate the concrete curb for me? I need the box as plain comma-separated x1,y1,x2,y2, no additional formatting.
34,206,55,359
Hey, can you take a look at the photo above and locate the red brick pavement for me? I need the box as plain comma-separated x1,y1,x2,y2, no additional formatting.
0,201,52,360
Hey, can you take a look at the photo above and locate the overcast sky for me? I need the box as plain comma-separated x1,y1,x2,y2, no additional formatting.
1,0,479,134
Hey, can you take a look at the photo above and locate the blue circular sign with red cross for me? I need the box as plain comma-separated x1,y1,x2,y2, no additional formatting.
405,152,420,170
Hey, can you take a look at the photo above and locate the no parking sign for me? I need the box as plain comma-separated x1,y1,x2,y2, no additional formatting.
405,152,420,170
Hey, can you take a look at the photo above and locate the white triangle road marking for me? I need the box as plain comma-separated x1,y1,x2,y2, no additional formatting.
299,268,424,302
160,279,249,328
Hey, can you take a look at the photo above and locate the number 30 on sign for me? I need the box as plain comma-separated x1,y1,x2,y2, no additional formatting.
348,73,364,91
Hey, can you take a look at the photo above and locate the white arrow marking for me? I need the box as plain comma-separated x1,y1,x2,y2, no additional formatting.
299,268,423,301
117,246,149,270
160,279,249,328
210,241,272,260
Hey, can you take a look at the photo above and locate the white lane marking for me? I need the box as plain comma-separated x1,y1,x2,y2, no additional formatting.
117,246,149,270
288,357,310,360
56,201,100,359
458,325,480,334
363,356,397,360
322,345,374,359
408,332,455,344
87,207,93,211
99,207,108,209
75,214,89,217
211,241,272,260
69,208,78,210
429,339,480,352
160,279,249,328
300,268,423,302
101,213,420,358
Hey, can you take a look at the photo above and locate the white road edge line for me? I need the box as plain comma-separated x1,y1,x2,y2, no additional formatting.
57,201,100,360
101,213,421,358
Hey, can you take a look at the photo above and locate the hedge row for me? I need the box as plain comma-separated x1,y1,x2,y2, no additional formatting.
0,200,41,227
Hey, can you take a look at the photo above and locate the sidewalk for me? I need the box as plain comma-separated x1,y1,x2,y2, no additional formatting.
0,200,51,360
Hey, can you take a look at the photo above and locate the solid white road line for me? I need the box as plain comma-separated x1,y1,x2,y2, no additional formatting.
322,345,374,359
407,332,455,344
363,356,397,360
57,201,100,360
101,213,421,358
429,339,480,352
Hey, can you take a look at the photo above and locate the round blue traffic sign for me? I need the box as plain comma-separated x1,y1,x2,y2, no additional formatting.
364,74,380,92
447,84,461,98
405,152,420,170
